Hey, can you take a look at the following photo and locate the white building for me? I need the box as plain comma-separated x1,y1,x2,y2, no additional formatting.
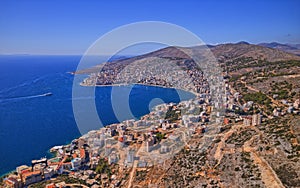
92,138,105,148
43,167,55,179
144,137,155,152
126,149,135,164
108,152,119,165
71,158,81,171
243,116,252,126
252,114,262,126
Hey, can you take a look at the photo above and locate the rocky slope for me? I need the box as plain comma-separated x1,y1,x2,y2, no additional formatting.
211,42,300,62
258,42,300,56
70,42,300,188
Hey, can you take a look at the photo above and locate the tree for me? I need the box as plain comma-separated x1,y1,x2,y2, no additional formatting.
95,158,111,176
156,132,165,142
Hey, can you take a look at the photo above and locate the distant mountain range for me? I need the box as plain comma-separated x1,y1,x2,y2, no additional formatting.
75,42,300,75
136,42,300,62
122,42,300,63
210,42,300,62
258,42,300,56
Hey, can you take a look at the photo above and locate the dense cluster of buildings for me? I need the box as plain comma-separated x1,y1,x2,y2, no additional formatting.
82,57,209,94
273,98,300,116
3,89,216,187
2,52,232,187
17,54,300,187
3,142,89,187
4,69,298,187
4,160,55,187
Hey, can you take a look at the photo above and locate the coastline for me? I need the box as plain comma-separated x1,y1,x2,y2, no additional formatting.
79,82,200,97
1,81,199,178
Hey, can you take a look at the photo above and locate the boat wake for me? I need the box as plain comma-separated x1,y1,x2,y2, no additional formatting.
0,92,52,102
0,75,48,95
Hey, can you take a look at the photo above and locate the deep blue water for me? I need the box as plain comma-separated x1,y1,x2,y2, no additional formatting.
0,55,194,176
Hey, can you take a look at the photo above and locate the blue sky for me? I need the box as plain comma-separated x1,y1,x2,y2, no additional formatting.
0,0,299,55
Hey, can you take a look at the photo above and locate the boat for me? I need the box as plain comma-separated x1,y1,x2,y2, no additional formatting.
44,92,53,96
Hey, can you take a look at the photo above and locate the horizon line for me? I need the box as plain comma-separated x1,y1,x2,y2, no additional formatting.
1,41,300,56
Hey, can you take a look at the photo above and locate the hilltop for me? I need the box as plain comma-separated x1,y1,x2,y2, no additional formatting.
74,42,300,76
211,42,300,62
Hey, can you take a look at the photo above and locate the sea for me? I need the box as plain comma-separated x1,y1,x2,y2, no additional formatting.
0,55,194,176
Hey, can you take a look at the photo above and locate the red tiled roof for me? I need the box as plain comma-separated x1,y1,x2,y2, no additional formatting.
46,183,55,188
80,148,85,159
20,169,31,175
22,170,41,178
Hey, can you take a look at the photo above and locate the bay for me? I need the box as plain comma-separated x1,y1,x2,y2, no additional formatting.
0,55,194,175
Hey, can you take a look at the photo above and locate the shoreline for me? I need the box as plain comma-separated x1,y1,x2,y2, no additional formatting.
79,82,200,97
1,81,199,178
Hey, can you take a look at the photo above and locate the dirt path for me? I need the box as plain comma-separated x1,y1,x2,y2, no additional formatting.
243,135,284,188
127,161,137,188
214,123,244,167
127,146,143,188
214,123,284,187
283,74,300,78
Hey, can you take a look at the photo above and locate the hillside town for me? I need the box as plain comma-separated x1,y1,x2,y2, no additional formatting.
3,72,300,187
2,43,300,188
3,83,215,187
